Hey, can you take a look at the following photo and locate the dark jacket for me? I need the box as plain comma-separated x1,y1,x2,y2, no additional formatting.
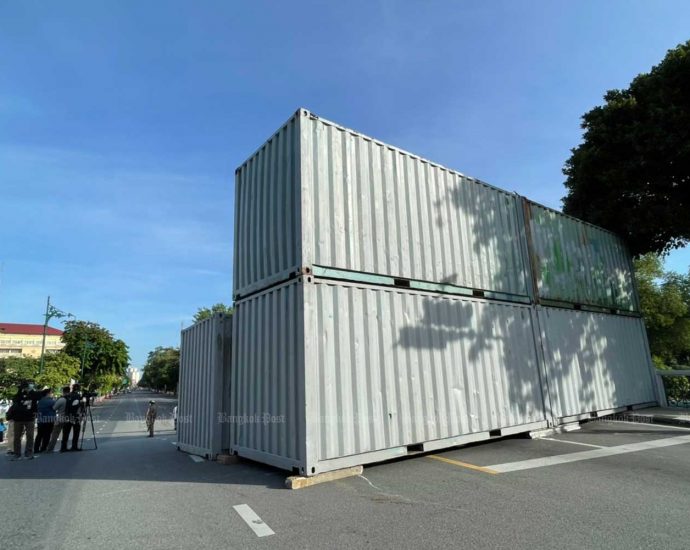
64,391,84,423
8,389,40,422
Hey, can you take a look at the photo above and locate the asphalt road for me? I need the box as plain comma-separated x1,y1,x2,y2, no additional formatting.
2,391,690,549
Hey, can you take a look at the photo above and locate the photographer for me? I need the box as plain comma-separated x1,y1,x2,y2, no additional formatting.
7,381,40,460
47,386,70,452
60,384,85,452
34,388,56,453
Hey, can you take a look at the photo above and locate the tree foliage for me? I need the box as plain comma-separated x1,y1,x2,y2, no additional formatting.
0,352,79,400
635,254,690,402
140,346,179,391
61,320,130,393
193,303,234,323
37,353,80,391
563,40,690,256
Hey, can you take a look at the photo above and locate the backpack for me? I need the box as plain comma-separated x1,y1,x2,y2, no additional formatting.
65,393,83,416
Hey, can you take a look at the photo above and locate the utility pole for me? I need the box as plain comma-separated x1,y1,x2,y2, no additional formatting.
80,340,96,381
39,296,51,374
39,296,73,374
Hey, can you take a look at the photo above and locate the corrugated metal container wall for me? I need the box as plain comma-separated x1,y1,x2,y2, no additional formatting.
537,307,656,420
304,281,547,473
230,278,548,475
229,280,306,472
526,201,637,311
233,113,302,298
233,109,531,299
300,113,530,298
178,314,231,458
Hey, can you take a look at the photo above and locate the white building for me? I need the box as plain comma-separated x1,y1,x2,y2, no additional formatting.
126,367,141,386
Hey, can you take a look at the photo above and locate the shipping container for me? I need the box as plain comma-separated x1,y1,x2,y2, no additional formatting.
230,278,548,476
536,306,656,422
234,109,532,301
525,201,638,311
178,313,232,459
221,109,659,477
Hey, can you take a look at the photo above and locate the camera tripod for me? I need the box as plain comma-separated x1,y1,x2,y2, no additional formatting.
78,399,98,450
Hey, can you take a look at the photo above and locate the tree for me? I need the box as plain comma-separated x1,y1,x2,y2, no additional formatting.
635,254,690,365
193,303,234,323
140,347,180,392
635,254,690,402
61,320,130,392
0,356,38,400
0,352,79,399
562,40,690,256
36,352,80,391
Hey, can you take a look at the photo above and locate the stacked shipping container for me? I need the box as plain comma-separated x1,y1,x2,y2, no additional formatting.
226,109,657,475
178,313,232,459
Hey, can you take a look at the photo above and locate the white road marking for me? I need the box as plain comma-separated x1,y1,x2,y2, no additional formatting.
233,504,275,537
604,420,690,432
171,442,177,445
541,437,604,449
189,455,204,463
488,434,690,473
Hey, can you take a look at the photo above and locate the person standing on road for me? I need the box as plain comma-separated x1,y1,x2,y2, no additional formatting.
47,386,70,452
7,381,40,460
0,418,6,443
34,388,56,454
146,401,157,437
61,384,85,452
173,405,177,431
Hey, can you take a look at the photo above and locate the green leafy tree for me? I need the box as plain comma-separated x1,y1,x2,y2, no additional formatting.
635,254,690,402
140,347,180,392
0,356,38,399
193,303,234,323
61,320,130,392
36,352,80,391
0,352,79,399
563,40,690,256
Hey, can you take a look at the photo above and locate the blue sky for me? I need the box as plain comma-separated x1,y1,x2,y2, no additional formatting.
1,1,689,368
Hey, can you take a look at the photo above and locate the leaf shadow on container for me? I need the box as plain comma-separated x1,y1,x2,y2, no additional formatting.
440,176,633,419
446,176,527,296
540,311,628,418
397,297,545,431
528,204,636,311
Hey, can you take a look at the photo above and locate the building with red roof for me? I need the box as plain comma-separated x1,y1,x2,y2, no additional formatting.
0,323,65,358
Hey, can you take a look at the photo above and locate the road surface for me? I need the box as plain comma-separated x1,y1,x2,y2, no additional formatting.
2,390,690,549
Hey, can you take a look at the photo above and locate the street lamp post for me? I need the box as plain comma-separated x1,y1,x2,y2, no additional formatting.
38,296,73,374
80,340,96,381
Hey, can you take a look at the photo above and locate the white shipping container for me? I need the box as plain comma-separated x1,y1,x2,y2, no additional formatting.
233,109,531,300
536,306,656,421
178,313,232,459
526,201,638,311
230,278,548,476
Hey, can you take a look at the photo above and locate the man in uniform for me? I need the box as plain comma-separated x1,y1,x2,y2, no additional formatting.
146,400,157,437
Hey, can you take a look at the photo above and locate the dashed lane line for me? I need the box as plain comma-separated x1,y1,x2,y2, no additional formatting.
233,504,275,538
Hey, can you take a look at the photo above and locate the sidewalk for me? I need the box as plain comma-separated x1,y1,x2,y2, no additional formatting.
622,407,690,427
